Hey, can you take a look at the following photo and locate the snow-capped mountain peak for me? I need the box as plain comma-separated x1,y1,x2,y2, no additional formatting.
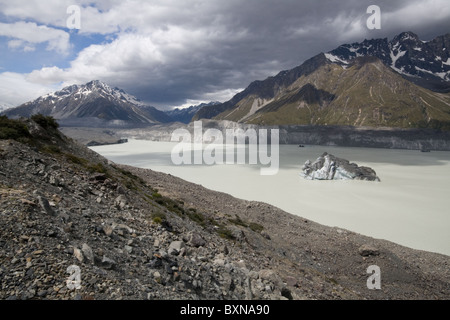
3,80,170,127
325,32,450,92
37,80,147,108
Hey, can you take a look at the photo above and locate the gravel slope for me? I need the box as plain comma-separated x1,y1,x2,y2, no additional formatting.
1,121,449,300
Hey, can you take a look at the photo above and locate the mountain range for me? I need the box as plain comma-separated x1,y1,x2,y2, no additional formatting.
194,31,450,130
1,80,219,127
3,31,450,130
165,101,221,124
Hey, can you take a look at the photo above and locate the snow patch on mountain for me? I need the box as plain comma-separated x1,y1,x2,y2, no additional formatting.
324,53,349,65
326,32,450,91
0,102,14,113
415,66,449,80
390,49,407,74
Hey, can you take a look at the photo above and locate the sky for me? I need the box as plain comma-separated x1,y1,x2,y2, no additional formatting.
0,0,449,110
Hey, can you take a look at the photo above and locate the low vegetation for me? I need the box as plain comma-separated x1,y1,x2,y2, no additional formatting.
40,145,62,154
216,226,236,240
229,214,264,233
186,208,207,227
87,162,108,174
31,114,59,130
65,153,88,166
151,211,167,224
0,116,30,140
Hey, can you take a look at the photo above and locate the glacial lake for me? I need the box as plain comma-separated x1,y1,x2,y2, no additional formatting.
90,139,450,256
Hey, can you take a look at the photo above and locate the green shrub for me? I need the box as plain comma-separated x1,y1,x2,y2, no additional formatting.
124,179,138,191
187,210,206,226
87,163,108,174
152,211,166,224
156,196,185,216
217,226,235,240
153,217,162,224
113,165,146,185
40,145,61,154
152,192,162,199
249,222,264,233
229,215,248,228
65,153,88,166
31,114,59,129
0,116,30,140
228,214,264,233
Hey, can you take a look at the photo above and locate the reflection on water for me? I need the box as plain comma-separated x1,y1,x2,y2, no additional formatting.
91,139,450,256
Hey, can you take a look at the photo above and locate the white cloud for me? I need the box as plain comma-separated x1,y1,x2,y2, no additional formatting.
26,25,228,85
0,0,212,35
27,33,167,85
200,88,243,103
7,39,35,52
0,72,63,106
0,0,115,30
1,0,449,108
0,21,70,54
382,0,450,33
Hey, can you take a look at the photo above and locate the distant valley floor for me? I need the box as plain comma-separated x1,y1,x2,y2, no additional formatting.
61,121,450,151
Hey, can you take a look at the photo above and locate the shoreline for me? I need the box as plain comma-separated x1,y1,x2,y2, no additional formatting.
90,139,450,257
119,162,450,299
62,122,450,151
1,130,449,299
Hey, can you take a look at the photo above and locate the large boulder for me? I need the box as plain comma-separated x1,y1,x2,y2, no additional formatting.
301,152,380,181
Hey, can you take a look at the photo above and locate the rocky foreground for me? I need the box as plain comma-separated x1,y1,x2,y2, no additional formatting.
0,118,449,300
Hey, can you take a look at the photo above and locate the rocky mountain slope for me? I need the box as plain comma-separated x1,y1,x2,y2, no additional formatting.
245,57,450,129
193,53,328,122
0,117,449,300
2,81,170,127
194,32,450,130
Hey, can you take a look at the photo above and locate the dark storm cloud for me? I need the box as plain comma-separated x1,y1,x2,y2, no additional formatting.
121,0,450,109
3,0,448,108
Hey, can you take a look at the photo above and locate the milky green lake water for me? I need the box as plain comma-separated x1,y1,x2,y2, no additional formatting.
91,139,450,256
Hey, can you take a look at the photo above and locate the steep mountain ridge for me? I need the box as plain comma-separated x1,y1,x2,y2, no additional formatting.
328,31,450,92
212,57,450,129
194,32,450,129
193,53,328,121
